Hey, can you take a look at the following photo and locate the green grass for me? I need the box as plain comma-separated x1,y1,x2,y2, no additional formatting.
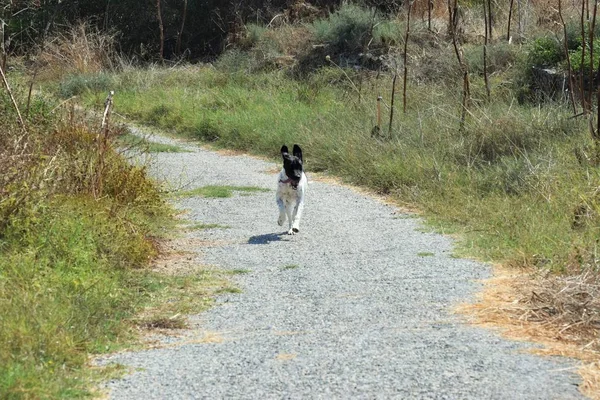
281,264,300,270
79,59,600,273
173,185,269,199
132,269,232,330
188,223,230,230
229,269,251,275
216,287,243,294
417,252,435,257
117,132,187,153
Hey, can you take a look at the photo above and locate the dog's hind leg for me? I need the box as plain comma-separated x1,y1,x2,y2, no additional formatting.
277,197,286,226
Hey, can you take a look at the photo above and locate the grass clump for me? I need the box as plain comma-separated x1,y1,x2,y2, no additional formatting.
311,3,377,55
173,185,269,199
188,223,230,230
117,132,187,153
59,72,114,98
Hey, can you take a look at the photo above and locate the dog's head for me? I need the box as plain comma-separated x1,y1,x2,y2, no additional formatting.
281,144,303,189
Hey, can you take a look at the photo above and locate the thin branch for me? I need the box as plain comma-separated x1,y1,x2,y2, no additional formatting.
176,0,188,56
0,64,26,133
403,1,413,113
389,73,397,137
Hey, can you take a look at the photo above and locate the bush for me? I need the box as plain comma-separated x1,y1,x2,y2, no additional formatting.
569,40,600,73
528,36,564,68
465,42,522,76
310,3,379,55
59,73,114,98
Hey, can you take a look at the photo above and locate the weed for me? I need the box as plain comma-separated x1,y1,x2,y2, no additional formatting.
281,264,300,270
417,252,435,257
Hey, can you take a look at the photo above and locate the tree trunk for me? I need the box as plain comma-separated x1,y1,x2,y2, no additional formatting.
176,0,188,56
483,0,490,99
507,0,514,41
559,0,577,114
486,0,493,40
157,0,164,62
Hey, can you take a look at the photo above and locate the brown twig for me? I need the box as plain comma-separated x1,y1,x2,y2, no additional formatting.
388,73,398,138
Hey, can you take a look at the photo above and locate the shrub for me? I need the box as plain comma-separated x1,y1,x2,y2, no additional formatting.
310,3,379,55
527,36,564,68
568,40,600,73
465,42,522,75
59,73,114,98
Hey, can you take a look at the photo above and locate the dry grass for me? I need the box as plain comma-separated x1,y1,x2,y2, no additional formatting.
458,266,600,399
39,22,116,78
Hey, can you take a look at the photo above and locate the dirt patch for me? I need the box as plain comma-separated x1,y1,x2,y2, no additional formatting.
457,266,600,399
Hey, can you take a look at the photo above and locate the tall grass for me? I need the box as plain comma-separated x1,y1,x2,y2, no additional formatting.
79,62,599,273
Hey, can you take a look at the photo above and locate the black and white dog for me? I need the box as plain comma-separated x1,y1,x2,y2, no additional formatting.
277,144,307,235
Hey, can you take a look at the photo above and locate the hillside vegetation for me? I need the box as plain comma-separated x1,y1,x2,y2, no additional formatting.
68,1,600,368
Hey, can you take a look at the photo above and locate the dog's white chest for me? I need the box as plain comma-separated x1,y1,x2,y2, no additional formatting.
278,183,300,204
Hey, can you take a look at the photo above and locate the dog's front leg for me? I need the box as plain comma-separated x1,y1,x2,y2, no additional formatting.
277,196,286,226
285,202,294,234
290,196,304,234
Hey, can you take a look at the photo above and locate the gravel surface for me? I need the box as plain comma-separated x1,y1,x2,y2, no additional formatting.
100,128,584,399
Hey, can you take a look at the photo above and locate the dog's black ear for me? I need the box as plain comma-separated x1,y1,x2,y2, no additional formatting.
281,145,289,155
292,144,302,162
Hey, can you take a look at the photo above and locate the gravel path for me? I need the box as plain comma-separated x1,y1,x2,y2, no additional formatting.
101,128,584,399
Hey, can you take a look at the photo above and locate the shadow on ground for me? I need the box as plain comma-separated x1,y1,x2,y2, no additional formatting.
248,233,285,245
